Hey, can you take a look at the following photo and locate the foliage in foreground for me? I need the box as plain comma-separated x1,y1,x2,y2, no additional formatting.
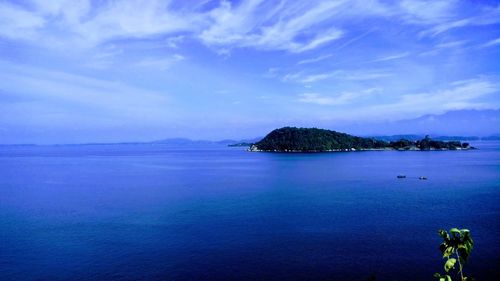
434,228,474,281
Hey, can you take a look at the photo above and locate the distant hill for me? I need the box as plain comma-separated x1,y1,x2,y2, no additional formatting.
250,127,472,152
151,137,262,146
343,109,500,137
151,138,211,145
371,135,482,142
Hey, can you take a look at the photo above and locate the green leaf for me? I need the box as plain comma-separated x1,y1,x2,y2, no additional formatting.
444,258,456,272
450,228,461,239
439,230,450,241
443,246,454,258
468,242,474,252
439,243,448,253
437,274,452,281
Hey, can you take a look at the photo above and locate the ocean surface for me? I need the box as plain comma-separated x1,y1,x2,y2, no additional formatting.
1,142,499,281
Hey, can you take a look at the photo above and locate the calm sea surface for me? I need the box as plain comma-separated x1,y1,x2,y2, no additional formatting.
1,142,499,280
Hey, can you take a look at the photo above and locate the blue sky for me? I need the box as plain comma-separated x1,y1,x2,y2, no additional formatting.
0,0,499,144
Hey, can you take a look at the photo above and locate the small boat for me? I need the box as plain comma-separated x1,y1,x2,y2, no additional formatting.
397,175,406,179
419,176,428,180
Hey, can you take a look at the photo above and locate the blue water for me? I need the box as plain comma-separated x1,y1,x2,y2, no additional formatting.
1,143,499,280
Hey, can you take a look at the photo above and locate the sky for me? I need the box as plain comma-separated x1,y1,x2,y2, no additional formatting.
0,0,499,144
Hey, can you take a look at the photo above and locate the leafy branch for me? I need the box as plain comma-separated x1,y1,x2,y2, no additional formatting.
434,228,474,281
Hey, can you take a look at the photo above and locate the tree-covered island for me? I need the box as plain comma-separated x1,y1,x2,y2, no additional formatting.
248,127,473,152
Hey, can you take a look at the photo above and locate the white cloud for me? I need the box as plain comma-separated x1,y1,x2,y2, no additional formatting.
165,35,185,48
395,78,497,111
297,54,333,65
199,0,346,53
419,18,471,37
343,70,393,80
134,54,185,70
285,69,392,84
82,45,123,69
480,37,500,48
291,29,343,53
31,0,91,23
263,67,280,78
0,0,493,55
353,77,499,120
298,72,338,84
398,0,457,24
76,1,198,46
0,2,45,40
434,40,467,49
368,52,410,63
0,61,173,123
419,5,500,37
297,88,380,106
419,40,467,56
297,93,339,105
0,0,200,49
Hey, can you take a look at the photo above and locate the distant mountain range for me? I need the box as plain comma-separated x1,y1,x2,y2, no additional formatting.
394,109,500,136
2,109,499,146
344,109,500,137
151,134,500,147
150,137,263,146
370,134,500,141
2,134,499,147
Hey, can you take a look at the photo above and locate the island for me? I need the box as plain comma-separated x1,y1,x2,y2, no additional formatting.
248,127,473,152
228,142,253,147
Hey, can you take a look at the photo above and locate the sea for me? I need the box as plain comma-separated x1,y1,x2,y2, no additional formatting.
1,142,499,280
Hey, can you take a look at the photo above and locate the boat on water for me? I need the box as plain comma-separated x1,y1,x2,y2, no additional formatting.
419,176,428,180
397,175,406,179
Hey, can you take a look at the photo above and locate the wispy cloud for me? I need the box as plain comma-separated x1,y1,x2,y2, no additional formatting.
297,54,333,65
134,54,185,70
435,40,467,49
343,71,393,80
0,0,493,54
297,93,338,105
263,67,280,78
0,61,173,124
368,52,410,63
0,0,200,49
480,37,500,48
352,77,499,120
285,69,392,84
419,18,471,37
419,40,467,56
419,5,500,37
199,1,346,53
82,45,123,69
297,72,338,84
0,1,45,40
165,35,185,49
331,28,374,52
398,0,457,24
297,88,380,106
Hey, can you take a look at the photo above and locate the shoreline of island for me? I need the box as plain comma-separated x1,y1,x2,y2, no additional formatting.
248,146,475,153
